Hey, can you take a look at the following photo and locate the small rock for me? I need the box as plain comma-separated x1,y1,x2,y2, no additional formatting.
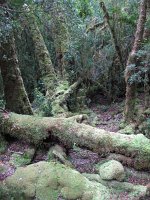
82,173,101,182
47,145,73,168
47,145,66,160
146,183,150,196
98,160,125,181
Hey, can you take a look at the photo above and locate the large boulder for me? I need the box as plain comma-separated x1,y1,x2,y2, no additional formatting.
98,160,125,181
0,161,110,200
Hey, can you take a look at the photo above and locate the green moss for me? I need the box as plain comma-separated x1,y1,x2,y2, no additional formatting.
0,165,6,173
7,113,49,144
36,164,59,200
0,184,26,200
51,100,65,115
57,165,86,199
119,125,135,135
98,160,125,181
10,153,29,167
113,133,150,170
144,108,150,115
10,148,35,167
2,161,111,200
55,80,69,94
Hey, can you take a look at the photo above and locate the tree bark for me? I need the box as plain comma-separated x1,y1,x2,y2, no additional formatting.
51,78,82,115
24,11,57,97
50,1,69,78
100,1,124,69
0,34,33,115
0,112,150,170
124,0,147,122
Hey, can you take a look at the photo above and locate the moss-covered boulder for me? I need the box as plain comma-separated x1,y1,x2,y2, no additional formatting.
0,161,110,200
98,160,125,181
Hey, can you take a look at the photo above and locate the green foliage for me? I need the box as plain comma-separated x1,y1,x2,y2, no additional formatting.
8,0,25,7
0,185,25,200
128,45,150,85
1,0,149,108
73,0,93,19
10,0,140,101
140,118,150,138
8,0,33,7
33,88,52,117
0,99,5,109
0,7,13,41
10,153,31,167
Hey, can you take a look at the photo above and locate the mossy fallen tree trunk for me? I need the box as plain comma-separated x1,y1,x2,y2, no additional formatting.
0,112,150,170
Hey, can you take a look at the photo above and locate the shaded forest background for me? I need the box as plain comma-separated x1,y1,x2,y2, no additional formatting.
0,0,149,123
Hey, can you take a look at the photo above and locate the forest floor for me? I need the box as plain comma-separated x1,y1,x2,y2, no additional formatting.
90,94,124,132
0,94,150,199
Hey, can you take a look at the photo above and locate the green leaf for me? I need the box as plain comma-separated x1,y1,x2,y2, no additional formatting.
8,0,25,7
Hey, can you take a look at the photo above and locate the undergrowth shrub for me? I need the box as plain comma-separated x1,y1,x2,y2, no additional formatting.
33,88,52,117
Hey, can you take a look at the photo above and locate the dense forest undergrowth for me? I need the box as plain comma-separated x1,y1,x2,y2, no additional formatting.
0,0,150,200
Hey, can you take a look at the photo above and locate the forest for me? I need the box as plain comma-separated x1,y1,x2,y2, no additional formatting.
0,0,150,199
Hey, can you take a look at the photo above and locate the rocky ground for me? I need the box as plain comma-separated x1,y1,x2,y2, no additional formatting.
0,95,150,199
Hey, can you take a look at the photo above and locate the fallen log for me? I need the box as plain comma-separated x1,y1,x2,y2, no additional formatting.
0,112,150,170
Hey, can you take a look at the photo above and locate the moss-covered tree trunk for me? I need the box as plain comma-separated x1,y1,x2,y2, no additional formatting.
0,34,33,115
25,11,57,97
51,78,82,115
0,112,150,170
124,0,147,122
51,2,69,79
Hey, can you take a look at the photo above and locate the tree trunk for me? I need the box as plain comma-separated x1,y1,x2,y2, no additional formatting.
0,112,150,170
124,0,147,122
100,1,124,69
0,34,33,115
51,78,82,115
51,1,69,79
24,11,57,97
